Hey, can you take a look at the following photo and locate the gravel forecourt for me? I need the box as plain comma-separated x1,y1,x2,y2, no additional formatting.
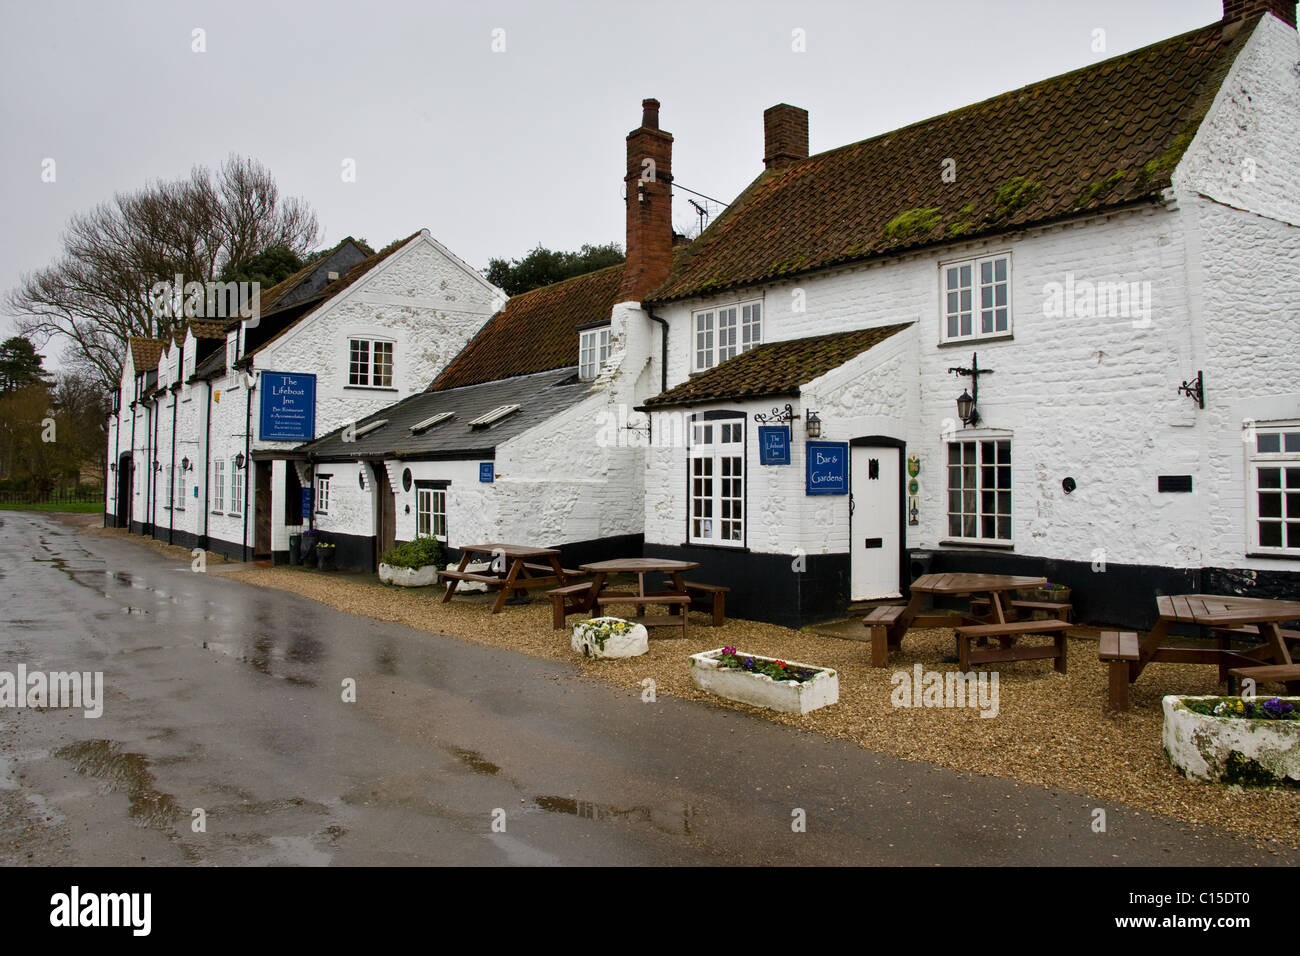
82,519,1300,854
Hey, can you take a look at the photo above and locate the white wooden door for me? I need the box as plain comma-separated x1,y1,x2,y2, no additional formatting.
851,446,901,600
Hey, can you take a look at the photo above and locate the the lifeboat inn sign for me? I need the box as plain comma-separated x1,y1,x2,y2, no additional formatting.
259,372,317,442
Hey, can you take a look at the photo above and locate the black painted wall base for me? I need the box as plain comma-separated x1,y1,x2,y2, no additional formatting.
916,549,1300,631
643,543,849,629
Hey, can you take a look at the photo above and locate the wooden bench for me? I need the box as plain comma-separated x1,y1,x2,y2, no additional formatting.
682,581,728,627
595,593,690,638
438,570,508,587
548,582,594,629
863,605,906,668
970,598,1072,622
1227,663,1300,694
954,619,1070,673
1099,630,1140,710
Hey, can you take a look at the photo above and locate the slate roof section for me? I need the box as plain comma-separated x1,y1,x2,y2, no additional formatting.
640,323,911,409
129,337,166,372
648,18,1254,304
430,263,625,391
299,367,594,461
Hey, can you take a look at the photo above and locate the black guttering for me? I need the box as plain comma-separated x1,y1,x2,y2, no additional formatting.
646,306,669,394
201,378,212,548
169,387,178,545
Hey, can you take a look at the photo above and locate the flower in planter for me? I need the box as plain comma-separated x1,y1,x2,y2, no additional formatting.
1262,697,1294,719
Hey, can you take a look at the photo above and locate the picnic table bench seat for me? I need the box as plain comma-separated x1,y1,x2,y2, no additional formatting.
438,569,511,586
971,597,1072,621
594,592,689,638
863,605,906,667
955,619,1069,673
681,581,729,627
548,582,595,629
1226,663,1300,694
1099,631,1140,710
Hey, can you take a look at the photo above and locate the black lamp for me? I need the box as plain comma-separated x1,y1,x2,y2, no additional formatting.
181,456,191,471
956,389,976,427
235,453,245,469
805,410,822,439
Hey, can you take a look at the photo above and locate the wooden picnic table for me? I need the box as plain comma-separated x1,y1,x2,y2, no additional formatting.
866,572,1070,669
1108,594,1300,708
439,543,577,614
578,558,700,637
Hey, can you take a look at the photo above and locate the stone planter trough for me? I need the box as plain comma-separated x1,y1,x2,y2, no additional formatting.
1161,695,1299,787
572,617,648,659
688,648,839,715
378,563,439,587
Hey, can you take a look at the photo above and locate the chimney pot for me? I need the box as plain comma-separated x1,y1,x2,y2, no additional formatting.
1222,0,1296,28
764,103,809,170
641,98,660,130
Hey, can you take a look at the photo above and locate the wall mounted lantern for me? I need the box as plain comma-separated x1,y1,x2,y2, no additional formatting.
109,462,116,473
1178,370,1204,409
805,410,822,439
235,453,246,470
181,457,191,472
948,352,994,428
154,460,162,472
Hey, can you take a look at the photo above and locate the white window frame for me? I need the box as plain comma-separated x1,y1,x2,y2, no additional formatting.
693,300,762,371
688,415,746,546
228,457,244,517
349,337,395,388
578,327,611,381
316,475,331,515
1247,421,1300,556
211,459,225,513
175,467,185,511
416,486,447,542
164,467,172,511
941,253,1011,343
945,434,1012,544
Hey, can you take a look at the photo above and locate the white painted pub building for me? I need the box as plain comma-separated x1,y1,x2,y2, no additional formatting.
108,1,1300,629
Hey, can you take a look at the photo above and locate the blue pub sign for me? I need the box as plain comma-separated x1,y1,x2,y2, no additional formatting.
805,441,849,495
479,462,494,483
758,426,791,465
259,372,317,442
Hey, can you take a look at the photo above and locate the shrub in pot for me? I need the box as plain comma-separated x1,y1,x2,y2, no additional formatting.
379,537,443,587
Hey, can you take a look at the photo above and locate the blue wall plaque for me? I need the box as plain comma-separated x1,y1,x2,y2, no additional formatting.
259,372,316,442
479,462,494,483
758,426,791,465
805,441,849,495
301,488,313,517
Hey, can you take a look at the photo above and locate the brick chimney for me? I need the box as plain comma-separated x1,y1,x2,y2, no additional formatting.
619,98,674,302
1223,0,1296,28
764,104,809,170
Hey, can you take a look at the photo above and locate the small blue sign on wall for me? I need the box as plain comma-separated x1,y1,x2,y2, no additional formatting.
806,441,849,495
259,372,316,442
758,426,791,466
479,462,494,483
301,488,313,517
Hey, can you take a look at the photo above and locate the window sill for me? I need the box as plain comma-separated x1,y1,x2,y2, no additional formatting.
939,333,1013,348
1245,551,1300,562
939,538,1015,550
210,511,224,516
344,385,398,392
682,541,749,552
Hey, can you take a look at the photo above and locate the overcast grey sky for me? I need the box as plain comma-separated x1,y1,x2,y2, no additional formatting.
0,0,1226,361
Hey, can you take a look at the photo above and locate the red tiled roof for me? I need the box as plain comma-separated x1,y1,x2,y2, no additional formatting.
642,324,911,408
129,337,166,372
649,18,1253,303
429,263,625,391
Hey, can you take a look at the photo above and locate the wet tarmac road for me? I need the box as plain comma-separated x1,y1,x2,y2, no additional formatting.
1,511,1295,866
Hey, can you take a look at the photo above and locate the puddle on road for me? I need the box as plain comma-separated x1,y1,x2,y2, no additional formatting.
533,795,698,835
203,638,318,687
450,747,500,775
53,739,182,829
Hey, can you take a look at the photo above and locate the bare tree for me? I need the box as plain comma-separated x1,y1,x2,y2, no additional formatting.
6,155,319,389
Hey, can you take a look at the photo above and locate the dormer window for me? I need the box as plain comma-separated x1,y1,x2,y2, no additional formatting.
578,326,611,381
694,301,761,371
